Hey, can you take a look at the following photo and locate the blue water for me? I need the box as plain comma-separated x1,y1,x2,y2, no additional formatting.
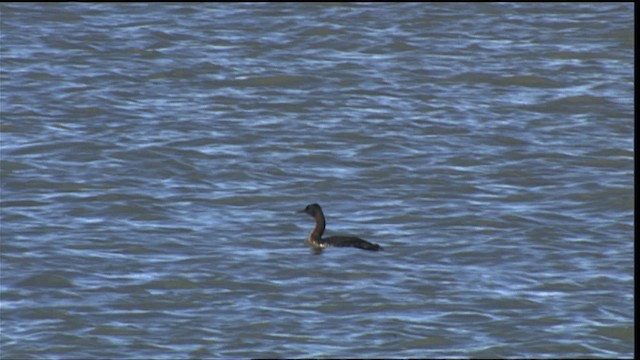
0,3,634,358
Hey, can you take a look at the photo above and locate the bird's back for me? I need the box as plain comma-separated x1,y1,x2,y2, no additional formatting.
323,236,383,251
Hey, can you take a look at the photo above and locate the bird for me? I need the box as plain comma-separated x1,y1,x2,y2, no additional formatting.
300,203,382,251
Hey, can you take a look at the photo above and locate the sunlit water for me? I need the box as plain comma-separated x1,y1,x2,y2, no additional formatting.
0,3,634,358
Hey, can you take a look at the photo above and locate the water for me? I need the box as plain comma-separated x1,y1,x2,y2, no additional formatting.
0,3,634,358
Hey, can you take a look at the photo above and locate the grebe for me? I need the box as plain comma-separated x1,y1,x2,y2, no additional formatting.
300,203,382,251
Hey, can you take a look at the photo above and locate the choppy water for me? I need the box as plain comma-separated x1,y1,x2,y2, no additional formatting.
0,3,634,358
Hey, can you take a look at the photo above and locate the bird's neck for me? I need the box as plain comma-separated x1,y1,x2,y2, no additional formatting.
308,212,326,243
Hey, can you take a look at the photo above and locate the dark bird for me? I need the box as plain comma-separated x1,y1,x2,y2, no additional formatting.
300,203,382,251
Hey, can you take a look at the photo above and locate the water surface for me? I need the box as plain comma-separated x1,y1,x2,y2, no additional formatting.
0,3,634,358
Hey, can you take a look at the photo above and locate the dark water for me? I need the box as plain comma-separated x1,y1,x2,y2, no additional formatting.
0,3,634,358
